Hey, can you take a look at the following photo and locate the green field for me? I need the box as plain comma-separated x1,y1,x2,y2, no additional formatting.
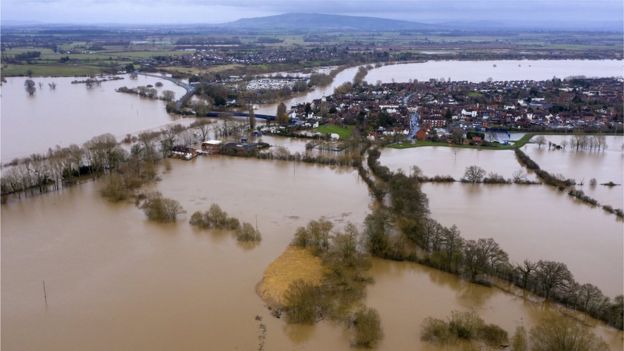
1,47,189,77
315,124,353,139
2,64,104,77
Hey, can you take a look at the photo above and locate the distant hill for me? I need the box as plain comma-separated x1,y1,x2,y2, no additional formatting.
221,13,433,32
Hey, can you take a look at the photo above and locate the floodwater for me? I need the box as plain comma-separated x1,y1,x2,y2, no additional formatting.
254,65,362,115
522,135,624,209
364,60,624,83
424,182,623,298
1,75,186,161
2,157,622,350
379,147,534,180
379,145,622,297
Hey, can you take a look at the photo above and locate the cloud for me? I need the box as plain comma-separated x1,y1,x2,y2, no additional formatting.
2,0,622,25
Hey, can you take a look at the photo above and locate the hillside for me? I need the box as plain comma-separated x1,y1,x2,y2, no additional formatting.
221,13,432,31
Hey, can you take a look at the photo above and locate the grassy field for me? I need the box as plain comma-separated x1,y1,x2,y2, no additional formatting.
315,124,353,139
1,47,189,77
2,64,104,77
257,246,323,307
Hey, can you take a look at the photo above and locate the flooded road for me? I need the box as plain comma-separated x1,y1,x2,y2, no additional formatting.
2,157,622,350
1,75,186,161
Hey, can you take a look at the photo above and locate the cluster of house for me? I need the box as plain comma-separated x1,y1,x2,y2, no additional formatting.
281,78,623,142
136,46,348,69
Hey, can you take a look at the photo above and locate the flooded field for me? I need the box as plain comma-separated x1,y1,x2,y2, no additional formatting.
423,182,623,298
3,157,622,350
379,147,533,180
1,74,186,161
255,65,362,115
379,140,623,297
364,60,624,83
2,59,623,350
522,135,624,209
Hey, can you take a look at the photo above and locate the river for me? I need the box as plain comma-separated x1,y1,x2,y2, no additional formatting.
2,157,622,350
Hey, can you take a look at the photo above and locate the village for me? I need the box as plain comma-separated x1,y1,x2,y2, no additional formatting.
279,77,624,145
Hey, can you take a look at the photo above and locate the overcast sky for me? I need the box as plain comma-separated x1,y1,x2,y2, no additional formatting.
2,0,622,28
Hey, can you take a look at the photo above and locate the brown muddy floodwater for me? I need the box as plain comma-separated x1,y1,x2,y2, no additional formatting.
380,147,536,180
379,146,623,297
2,156,622,350
1,75,187,161
522,135,624,209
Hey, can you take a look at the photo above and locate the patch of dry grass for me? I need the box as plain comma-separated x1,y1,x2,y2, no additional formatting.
257,246,323,307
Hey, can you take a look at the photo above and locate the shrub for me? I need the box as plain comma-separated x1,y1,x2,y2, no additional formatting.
479,323,508,346
284,280,324,324
235,222,262,242
530,316,608,351
351,308,383,348
511,326,528,351
140,192,184,222
100,174,132,202
421,317,453,343
421,311,508,347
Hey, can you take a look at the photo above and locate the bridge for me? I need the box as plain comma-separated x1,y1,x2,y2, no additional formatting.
138,72,198,110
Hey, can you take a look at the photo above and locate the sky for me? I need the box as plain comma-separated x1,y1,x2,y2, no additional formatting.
2,0,623,29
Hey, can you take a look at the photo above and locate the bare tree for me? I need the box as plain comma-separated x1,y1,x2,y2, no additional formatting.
534,260,573,300
191,119,212,142
463,165,486,183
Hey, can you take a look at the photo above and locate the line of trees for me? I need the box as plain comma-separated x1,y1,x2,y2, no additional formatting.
515,148,623,218
1,122,205,202
189,204,261,243
361,148,624,330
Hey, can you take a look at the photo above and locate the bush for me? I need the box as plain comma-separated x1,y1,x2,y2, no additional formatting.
140,192,184,222
421,317,453,343
530,316,608,351
351,308,383,348
511,326,528,351
479,323,508,346
284,280,324,324
421,311,508,347
189,204,243,230
235,222,262,242
100,174,132,202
